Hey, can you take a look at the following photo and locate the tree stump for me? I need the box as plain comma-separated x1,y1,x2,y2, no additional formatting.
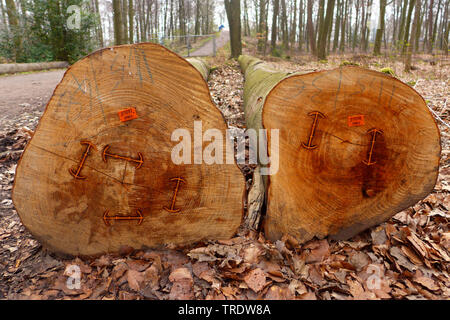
239,55,441,243
13,44,245,256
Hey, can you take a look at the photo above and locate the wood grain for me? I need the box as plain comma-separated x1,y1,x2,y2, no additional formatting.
263,67,440,242
12,43,245,256
238,55,440,243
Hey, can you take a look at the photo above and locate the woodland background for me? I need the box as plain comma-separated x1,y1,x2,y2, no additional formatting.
0,0,448,64
0,0,448,300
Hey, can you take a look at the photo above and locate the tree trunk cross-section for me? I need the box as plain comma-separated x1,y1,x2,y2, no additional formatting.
13,44,245,256
239,55,441,243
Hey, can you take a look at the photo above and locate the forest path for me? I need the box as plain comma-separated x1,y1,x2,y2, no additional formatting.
0,70,65,123
190,30,229,57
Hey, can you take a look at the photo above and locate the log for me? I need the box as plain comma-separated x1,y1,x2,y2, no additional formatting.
239,55,441,243
187,58,210,81
12,43,245,256
238,55,291,231
0,61,69,74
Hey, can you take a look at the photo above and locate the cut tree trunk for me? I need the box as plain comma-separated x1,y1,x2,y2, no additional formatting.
186,58,210,80
13,44,245,256
0,61,69,75
239,55,441,243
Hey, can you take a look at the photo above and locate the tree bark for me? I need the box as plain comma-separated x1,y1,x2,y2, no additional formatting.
443,3,449,55
0,0,7,29
280,0,289,50
257,0,267,54
307,0,317,55
298,0,304,51
271,0,279,54
93,0,104,47
317,0,335,60
374,0,387,55
5,0,22,61
194,0,200,35
187,57,210,80
332,0,341,52
13,44,245,256
128,0,134,43
122,0,128,43
405,0,421,71
339,0,348,52
224,0,242,58
238,54,440,244
113,0,124,45
402,0,416,54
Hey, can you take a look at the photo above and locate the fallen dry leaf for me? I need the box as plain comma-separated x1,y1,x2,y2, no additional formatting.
244,268,267,293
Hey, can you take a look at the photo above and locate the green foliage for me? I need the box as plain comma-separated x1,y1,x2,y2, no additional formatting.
380,67,395,76
0,0,97,64
271,48,282,58
407,80,416,87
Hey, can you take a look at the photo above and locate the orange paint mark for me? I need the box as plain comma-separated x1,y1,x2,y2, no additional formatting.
118,107,138,122
348,115,365,127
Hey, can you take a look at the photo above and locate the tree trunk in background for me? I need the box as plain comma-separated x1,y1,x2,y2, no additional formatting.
179,0,186,38
0,0,7,29
317,0,325,43
374,0,387,55
94,0,104,47
5,0,22,61
281,0,289,50
113,0,124,45
360,0,367,51
243,0,250,36
402,0,416,54
340,0,348,52
333,0,341,52
155,0,160,36
224,0,242,58
431,0,441,50
264,1,269,53
238,54,441,245
405,0,420,71
364,0,373,51
128,0,134,43
169,0,174,37
271,0,279,54
317,0,335,60
290,0,297,49
122,0,128,43
398,0,408,44
194,0,200,35
414,0,423,52
444,3,449,55
307,0,316,55
257,0,267,54
298,0,304,51
352,0,360,51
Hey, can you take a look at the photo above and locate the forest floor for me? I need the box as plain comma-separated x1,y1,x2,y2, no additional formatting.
0,44,448,300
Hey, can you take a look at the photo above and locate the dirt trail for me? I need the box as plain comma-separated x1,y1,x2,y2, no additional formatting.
0,70,66,122
190,31,229,57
